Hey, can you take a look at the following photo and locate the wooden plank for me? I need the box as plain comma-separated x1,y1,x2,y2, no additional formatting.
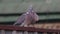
0,25,60,32
12,31,16,34
0,30,1,34
1,30,5,34
24,31,28,34
17,31,24,34
30,23,60,29
5,30,12,34
34,32,38,34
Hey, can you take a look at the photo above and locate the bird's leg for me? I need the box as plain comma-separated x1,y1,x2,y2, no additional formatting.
19,22,28,27
24,24,28,27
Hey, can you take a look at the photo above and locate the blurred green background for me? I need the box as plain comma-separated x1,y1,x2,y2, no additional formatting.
0,0,60,24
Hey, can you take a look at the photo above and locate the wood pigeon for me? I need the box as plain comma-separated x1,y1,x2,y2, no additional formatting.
13,5,39,27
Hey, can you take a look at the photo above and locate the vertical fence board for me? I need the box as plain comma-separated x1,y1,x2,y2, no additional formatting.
1,30,5,34
24,31,28,34
34,32,38,34
17,31,24,34
5,30,12,34
57,32,59,34
43,33,47,34
12,31,16,34
0,30,1,34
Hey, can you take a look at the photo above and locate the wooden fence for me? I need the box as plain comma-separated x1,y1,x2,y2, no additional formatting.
0,25,60,34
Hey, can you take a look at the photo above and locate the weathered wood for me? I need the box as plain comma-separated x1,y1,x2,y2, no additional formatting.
30,23,60,29
34,32,38,34
0,25,60,32
1,30,5,34
17,31,24,34
12,31,16,34
24,31,28,34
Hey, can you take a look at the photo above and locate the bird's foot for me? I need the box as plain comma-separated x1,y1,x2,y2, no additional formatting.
24,25,28,27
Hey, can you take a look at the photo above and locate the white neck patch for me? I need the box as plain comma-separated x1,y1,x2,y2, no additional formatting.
26,12,29,14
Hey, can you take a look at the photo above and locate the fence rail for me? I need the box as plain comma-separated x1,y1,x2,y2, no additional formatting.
0,25,60,34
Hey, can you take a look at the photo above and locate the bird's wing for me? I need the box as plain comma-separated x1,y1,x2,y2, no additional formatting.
13,14,26,25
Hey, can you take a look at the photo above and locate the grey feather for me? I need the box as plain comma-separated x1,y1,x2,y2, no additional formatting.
13,4,39,26
13,13,26,26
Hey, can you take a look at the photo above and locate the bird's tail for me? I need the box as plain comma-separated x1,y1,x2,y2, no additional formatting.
13,23,17,26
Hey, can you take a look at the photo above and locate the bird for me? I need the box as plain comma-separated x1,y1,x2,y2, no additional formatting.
13,5,39,27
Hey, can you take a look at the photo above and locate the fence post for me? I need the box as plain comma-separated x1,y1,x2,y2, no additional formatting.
1,30,5,34
24,31,28,34
34,32,38,34
17,31,24,34
12,30,16,34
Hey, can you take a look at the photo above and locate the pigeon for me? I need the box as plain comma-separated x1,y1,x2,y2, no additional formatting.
13,5,39,27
